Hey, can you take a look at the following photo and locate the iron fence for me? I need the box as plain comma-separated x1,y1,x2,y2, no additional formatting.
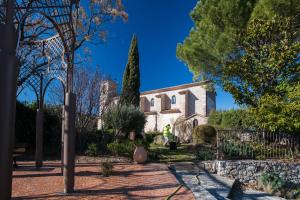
217,129,300,159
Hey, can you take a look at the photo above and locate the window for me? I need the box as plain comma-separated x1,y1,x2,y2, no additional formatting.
193,119,198,128
150,98,155,106
171,95,176,104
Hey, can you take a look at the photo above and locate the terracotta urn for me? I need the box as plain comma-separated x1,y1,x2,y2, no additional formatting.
133,146,147,164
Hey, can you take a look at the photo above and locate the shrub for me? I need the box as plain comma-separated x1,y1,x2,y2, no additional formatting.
208,111,223,128
208,109,255,130
102,104,146,138
100,162,113,177
144,134,155,145
80,131,103,154
153,135,165,146
259,171,285,194
15,102,61,157
107,140,136,157
85,143,99,157
192,125,217,145
220,140,254,159
197,148,215,160
134,138,151,150
145,131,161,144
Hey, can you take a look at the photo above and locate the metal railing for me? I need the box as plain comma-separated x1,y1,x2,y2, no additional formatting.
217,129,300,160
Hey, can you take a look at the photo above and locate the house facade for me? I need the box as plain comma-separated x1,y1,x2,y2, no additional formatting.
140,81,216,133
98,80,216,137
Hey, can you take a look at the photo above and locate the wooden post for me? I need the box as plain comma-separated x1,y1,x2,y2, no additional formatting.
0,1,18,199
63,92,76,193
35,76,44,168
61,105,65,174
35,108,44,168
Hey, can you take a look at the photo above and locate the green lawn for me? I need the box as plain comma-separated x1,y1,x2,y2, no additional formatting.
149,143,196,163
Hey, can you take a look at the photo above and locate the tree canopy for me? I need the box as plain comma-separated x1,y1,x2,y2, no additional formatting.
120,35,141,107
177,0,299,82
177,0,256,80
177,0,300,133
222,17,299,106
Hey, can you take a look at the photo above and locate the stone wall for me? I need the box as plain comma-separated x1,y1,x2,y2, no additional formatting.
201,160,300,186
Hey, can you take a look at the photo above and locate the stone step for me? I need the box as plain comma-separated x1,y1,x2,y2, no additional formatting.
171,162,286,200
170,162,232,200
196,168,233,200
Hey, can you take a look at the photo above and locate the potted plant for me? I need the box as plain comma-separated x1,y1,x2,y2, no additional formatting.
100,161,113,177
133,139,148,164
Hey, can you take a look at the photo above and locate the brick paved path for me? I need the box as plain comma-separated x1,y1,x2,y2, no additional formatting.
12,161,195,200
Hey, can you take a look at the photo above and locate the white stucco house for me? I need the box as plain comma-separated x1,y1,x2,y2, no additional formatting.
98,80,216,138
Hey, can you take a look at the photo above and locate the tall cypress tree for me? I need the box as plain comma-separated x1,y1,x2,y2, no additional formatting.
120,34,140,107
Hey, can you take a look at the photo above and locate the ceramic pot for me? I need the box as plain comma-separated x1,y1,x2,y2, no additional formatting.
133,146,147,164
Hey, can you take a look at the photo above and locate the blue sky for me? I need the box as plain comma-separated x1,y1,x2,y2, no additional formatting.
89,0,238,110
19,0,238,110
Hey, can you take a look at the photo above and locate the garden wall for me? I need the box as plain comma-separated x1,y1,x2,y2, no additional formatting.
201,160,300,185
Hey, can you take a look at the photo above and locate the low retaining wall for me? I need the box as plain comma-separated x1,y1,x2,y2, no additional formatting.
200,160,300,186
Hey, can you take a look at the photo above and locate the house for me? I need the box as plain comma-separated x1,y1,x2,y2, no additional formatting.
98,80,216,138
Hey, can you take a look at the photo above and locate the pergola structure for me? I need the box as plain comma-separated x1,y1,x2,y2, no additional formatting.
18,34,67,168
0,0,79,199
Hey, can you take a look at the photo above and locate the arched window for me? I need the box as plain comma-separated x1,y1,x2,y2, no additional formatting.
193,119,198,128
171,95,176,104
150,98,155,106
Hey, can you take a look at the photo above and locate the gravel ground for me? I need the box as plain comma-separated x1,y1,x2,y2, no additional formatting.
12,161,195,200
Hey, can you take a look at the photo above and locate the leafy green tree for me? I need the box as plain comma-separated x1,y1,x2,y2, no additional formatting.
177,0,299,81
251,84,300,133
251,0,300,21
177,0,256,80
222,17,299,106
120,35,140,107
208,109,255,130
102,104,146,139
178,0,300,133
220,17,299,133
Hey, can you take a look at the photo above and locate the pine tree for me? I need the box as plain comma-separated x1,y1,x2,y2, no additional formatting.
120,34,140,107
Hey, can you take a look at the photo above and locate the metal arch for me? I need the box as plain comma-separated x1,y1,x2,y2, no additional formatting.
16,13,73,88
42,77,66,101
0,0,78,92
0,0,77,56
18,34,67,95
16,10,71,62
23,73,66,105
26,79,40,103
20,36,68,105
18,34,65,61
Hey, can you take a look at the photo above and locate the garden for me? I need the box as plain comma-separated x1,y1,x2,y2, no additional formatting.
1,0,299,199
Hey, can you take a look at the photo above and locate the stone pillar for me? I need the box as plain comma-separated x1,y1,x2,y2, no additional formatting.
156,94,168,111
35,108,44,168
160,94,167,111
0,1,18,199
140,97,150,112
179,90,189,117
155,95,162,112
63,92,76,193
